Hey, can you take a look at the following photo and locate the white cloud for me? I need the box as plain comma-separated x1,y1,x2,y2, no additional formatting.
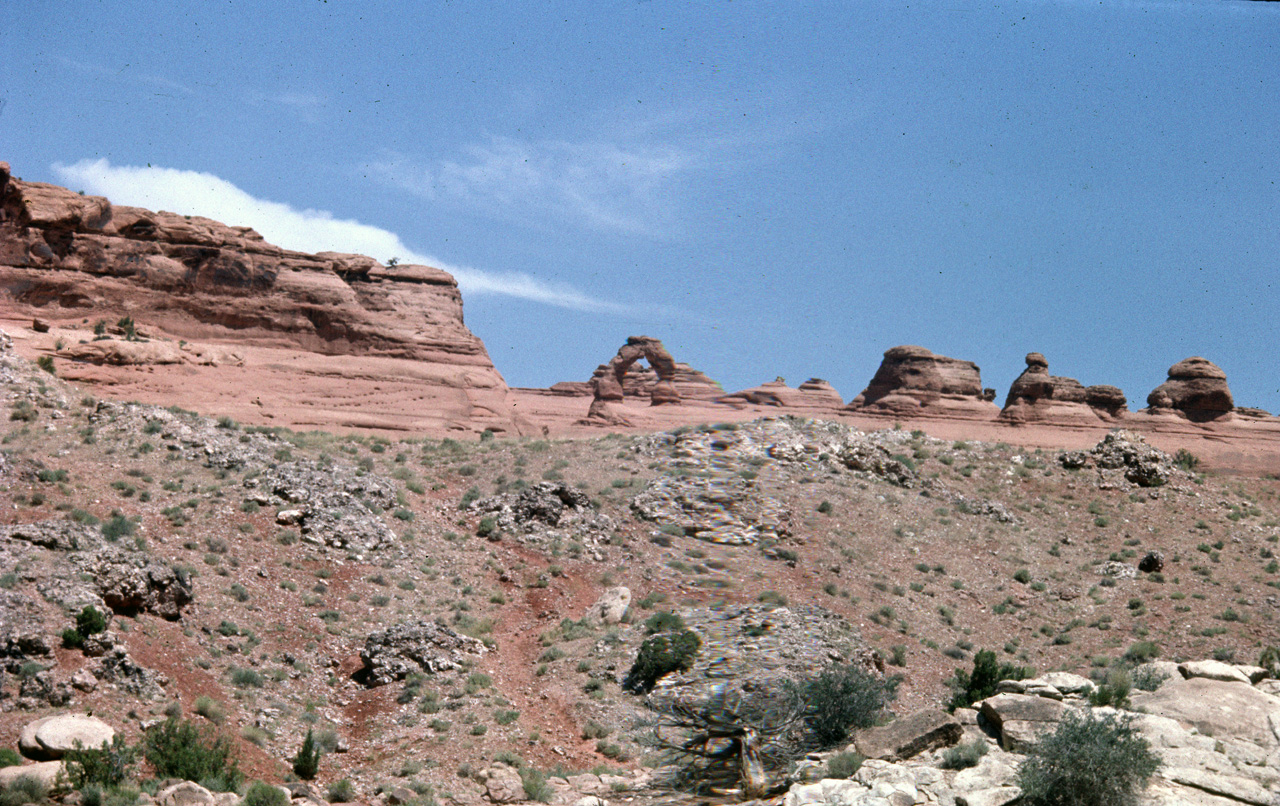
368,135,698,237
50,159,624,313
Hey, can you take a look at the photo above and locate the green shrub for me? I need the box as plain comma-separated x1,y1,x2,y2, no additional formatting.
801,664,899,747
623,629,701,693
940,739,988,770
290,729,321,780
825,751,864,779
1258,646,1280,679
242,782,288,806
1122,641,1160,665
78,606,108,636
947,649,1033,711
643,611,685,634
1017,710,1159,806
1173,448,1199,472
142,719,242,792
1131,666,1170,692
519,767,553,803
0,748,20,767
101,514,136,541
193,696,226,724
230,667,263,688
0,775,47,806
1089,670,1132,708
327,780,355,803
64,736,137,789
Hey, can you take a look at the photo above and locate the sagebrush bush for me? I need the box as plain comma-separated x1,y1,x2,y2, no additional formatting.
643,611,685,634
1088,669,1132,708
0,775,47,806
64,736,137,789
327,780,355,803
802,664,899,747
623,629,701,693
0,748,20,767
1017,710,1159,806
940,739,988,770
947,649,1033,711
242,782,288,806
519,767,553,803
825,751,864,779
142,719,241,792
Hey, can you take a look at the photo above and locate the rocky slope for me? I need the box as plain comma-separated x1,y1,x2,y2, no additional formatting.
1,328,1280,806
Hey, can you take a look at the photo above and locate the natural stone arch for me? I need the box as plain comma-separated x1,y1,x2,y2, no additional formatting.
584,336,681,425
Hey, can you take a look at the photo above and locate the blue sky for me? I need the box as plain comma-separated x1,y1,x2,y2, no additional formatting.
4,1,1279,411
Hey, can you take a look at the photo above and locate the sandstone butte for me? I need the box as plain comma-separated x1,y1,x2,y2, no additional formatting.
2,162,1279,472
0,162,529,435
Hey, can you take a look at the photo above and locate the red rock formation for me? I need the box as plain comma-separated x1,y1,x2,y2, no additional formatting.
0,166,525,434
1000,353,1127,424
1145,357,1234,422
719,378,844,410
846,346,997,418
578,336,706,425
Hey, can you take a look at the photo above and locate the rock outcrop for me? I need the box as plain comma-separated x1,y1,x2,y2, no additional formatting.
357,619,488,687
0,164,524,434
577,336,721,424
845,346,997,418
718,378,844,410
1146,357,1234,422
1000,353,1128,424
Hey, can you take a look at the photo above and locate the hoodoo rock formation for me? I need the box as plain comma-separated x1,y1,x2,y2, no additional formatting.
1000,352,1128,424
0,164,524,434
1146,357,1234,422
719,378,844,410
845,345,997,419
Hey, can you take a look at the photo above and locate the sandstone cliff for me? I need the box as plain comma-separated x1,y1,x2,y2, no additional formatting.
999,352,1128,425
0,163,525,434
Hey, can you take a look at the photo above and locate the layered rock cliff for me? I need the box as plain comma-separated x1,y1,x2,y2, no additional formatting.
845,345,998,419
0,163,524,434
1000,352,1128,425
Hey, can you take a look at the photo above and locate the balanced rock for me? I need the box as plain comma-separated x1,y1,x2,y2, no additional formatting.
846,346,996,418
1146,357,1234,421
1001,353,1126,424
19,714,115,760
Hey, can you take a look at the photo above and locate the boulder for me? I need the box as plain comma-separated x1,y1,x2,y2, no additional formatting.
90,550,193,619
155,782,216,806
846,345,996,418
0,761,65,788
1089,430,1178,488
476,763,524,804
19,714,115,760
1146,357,1234,421
1130,677,1280,749
357,619,488,686
1178,660,1253,685
977,694,1067,752
584,587,631,625
852,709,962,761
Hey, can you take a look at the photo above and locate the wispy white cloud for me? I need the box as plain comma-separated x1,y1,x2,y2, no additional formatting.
52,56,194,95
50,159,625,313
367,135,699,237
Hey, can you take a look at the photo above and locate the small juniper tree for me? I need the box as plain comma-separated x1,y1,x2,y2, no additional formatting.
291,729,321,780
